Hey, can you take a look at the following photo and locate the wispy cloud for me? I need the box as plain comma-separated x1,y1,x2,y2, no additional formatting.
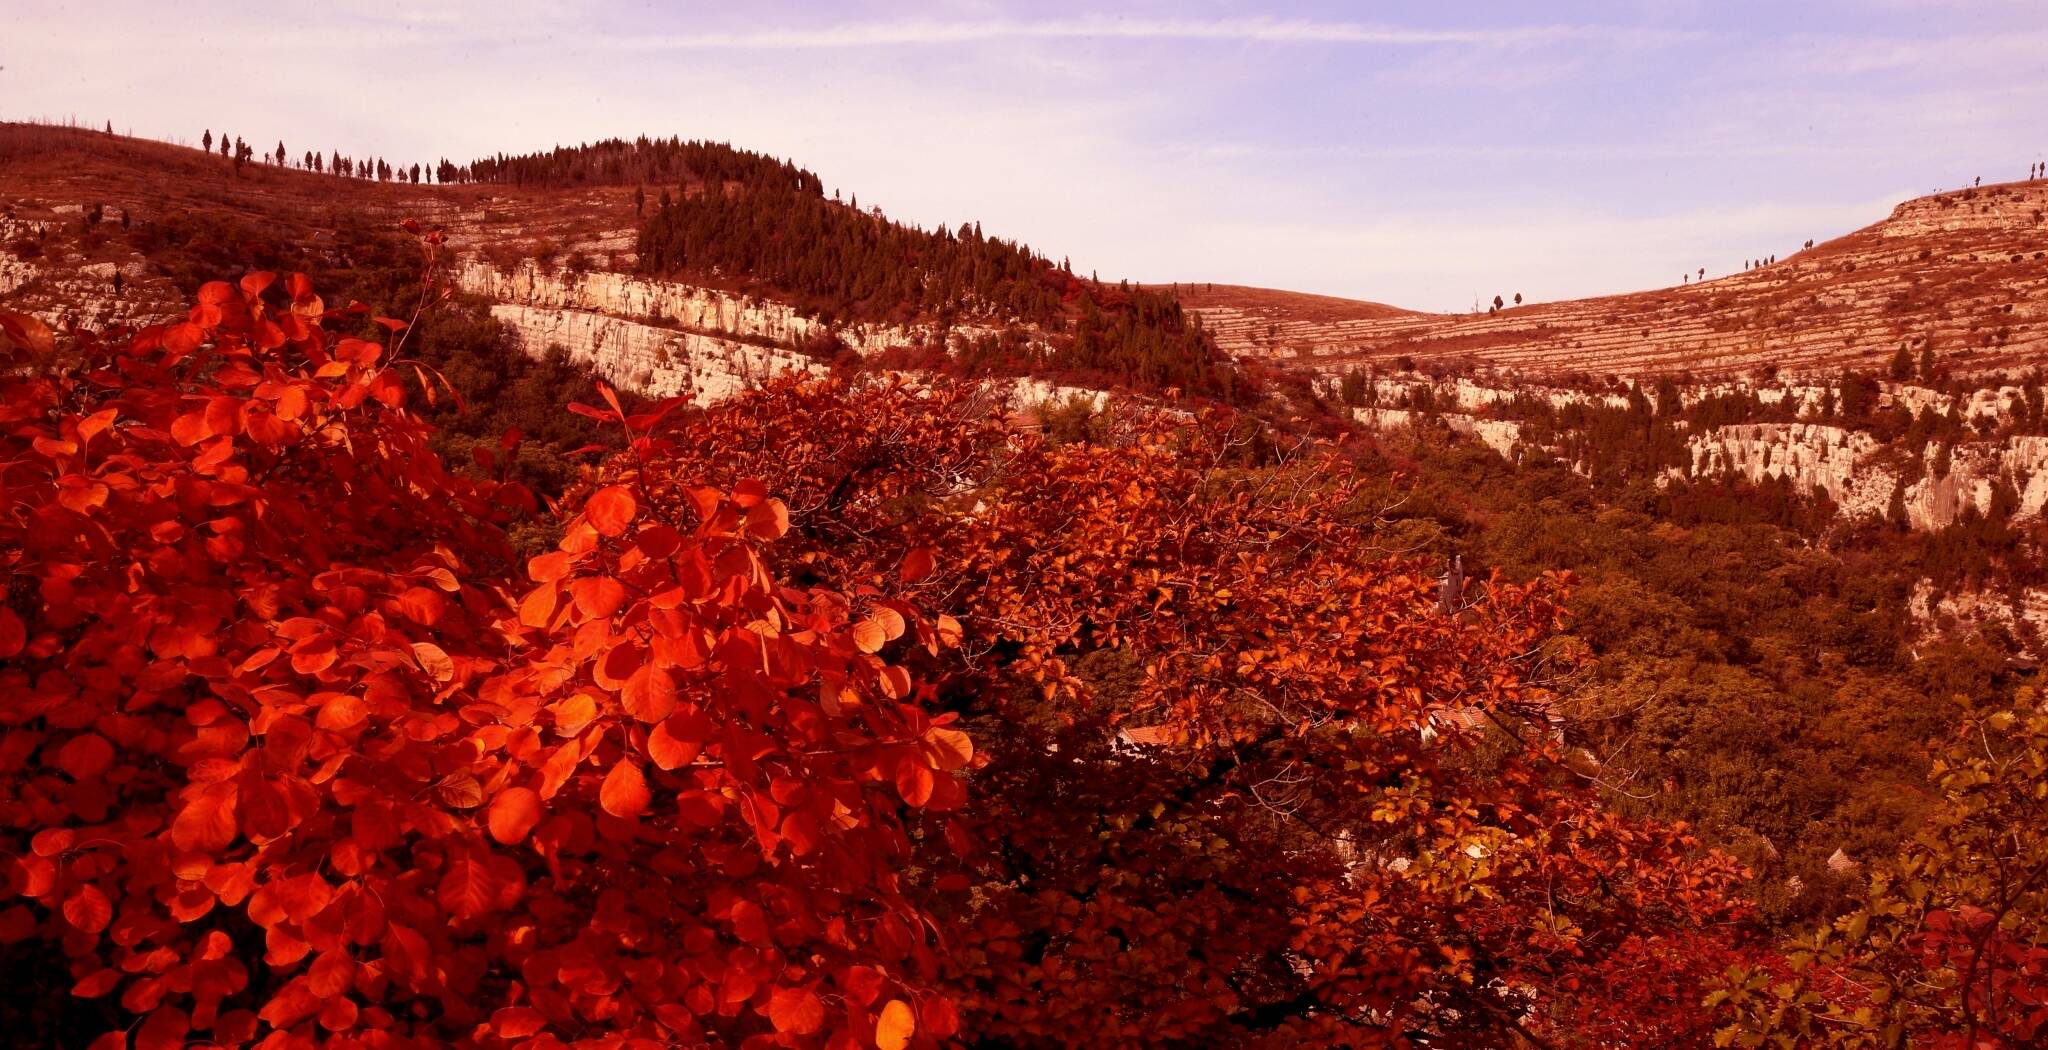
613,16,1694,51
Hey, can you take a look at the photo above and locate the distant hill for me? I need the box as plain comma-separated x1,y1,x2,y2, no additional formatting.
1180,183,2048,380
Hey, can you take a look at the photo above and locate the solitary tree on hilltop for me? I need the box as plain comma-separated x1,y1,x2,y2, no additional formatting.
1514,292,1523,305
1493,294,1505,311
201,129,211,153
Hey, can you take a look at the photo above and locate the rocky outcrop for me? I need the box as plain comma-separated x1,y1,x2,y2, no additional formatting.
1910,580,2048,653
1685,425,2048,530
1353,407,1524,458
488,303,825,406
456,260,1012,358
1686,423,1895,517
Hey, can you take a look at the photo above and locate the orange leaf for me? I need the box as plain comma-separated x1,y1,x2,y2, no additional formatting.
412,642,454,682
585,486,637,537
488,787,542,845
876,999,916,1050
600,760,651,818
852,618,887,654
923,727,974,771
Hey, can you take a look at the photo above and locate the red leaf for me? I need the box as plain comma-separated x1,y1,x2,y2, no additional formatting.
570,576,628,620
528,550,576,582
488,787,542,845
172,786,239,852
586,486,637,537
600,760,651,818
493,1007,546,1039
63,883,112,933
768,986,826,1034
648,713,704,770
307,950,356,997
896,759,935,808
394,586,446,625
0,608,24,658
54,733,115,779
437,854,496,919
900,547,936,583
72,968,122,997
621,663,677,723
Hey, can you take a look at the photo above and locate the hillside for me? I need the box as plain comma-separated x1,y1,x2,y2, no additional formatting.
0,123,1241,403
1182,182,2048,380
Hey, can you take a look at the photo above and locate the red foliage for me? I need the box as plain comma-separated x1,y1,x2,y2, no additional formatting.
1,246,1762,1048
0,247,961,1047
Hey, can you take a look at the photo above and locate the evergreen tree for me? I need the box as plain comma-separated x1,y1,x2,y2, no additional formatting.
1889,343,1915,380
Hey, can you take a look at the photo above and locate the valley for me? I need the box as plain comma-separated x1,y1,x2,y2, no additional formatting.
5,119,2047,1048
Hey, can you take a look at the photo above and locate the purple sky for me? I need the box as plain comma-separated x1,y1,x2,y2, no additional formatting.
6,1,2045,310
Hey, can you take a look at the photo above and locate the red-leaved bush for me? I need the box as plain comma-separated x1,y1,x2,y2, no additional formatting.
0,241,963,1048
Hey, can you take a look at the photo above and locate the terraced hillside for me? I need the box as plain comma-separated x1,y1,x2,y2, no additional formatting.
1181,181,2048,380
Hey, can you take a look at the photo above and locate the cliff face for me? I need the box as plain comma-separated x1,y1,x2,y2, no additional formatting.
1339,371,2048,532
486,303,826,406
1685,426,2048,530
1,213,170,331
454,260,1008,358
1685,423,1893,516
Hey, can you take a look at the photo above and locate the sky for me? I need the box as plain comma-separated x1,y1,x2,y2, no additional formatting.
5,1,2046,311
